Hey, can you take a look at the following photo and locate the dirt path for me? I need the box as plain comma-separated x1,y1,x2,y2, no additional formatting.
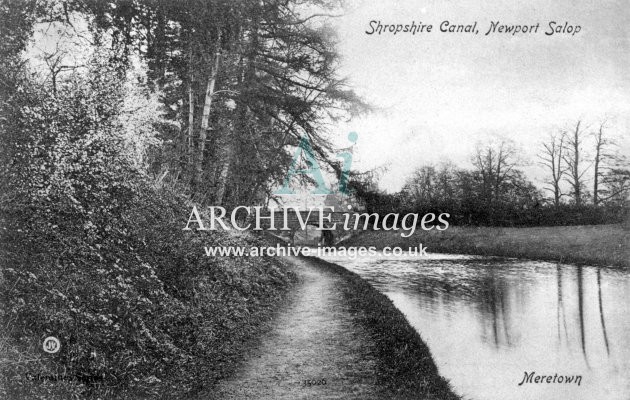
209,256,380,399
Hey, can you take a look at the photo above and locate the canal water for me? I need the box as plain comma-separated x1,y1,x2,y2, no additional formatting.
317,252,630,400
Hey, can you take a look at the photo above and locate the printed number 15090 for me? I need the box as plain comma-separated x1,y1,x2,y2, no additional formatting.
302,378,326,386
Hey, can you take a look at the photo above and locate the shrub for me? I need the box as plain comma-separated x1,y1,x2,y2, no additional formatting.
0,59,294,398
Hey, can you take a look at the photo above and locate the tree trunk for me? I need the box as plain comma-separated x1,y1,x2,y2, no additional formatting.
214,9,260,206
554,135,564,207
187,46,195,167
213,142,234,205
593,125,603,205
194,34,222,192
565,121,583,206
188,81,194,163
594,149,600,205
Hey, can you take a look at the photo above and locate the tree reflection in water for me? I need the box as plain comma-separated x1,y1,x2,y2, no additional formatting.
322,253,630,400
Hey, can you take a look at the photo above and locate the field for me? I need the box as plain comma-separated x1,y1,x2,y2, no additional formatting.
343,224,630,268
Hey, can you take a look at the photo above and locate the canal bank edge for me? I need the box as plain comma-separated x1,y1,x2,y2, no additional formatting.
341,224,630,269
302,255,461,399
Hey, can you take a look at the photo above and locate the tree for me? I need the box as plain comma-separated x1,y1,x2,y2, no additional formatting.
591,119,627,205
400,155,541,226
539,131,567,206
471,138,520,208
434,162,458,201
401,165,438,210
76,0,366,206
600,168,630,206
562,120,589,206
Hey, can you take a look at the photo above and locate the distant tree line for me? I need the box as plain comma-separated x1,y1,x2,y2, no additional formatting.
353,134,629,227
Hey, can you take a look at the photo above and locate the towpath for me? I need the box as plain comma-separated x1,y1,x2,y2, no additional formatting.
208,256,381,399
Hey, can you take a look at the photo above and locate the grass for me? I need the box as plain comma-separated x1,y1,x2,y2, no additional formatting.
304,255,460,399
343,224,630,268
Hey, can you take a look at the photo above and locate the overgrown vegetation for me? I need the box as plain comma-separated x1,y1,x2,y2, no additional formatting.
0,0,372,397
0,58,295,399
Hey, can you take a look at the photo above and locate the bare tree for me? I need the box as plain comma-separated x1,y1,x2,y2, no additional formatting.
37,32,86,95
435,161,458,200
592,119,619,205
402,165,438,208
562,120,589,206
538,131,567,206
472,138,520,205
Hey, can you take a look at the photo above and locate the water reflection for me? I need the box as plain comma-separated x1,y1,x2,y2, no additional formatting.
597,268,610,356
319,252,630,400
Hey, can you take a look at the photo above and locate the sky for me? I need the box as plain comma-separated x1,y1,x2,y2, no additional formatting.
25,2,630,197
326,0,630,192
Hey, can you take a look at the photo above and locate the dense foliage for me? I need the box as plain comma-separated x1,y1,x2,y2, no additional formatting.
62,0,366,207
0,2,309,398
0,75,293,392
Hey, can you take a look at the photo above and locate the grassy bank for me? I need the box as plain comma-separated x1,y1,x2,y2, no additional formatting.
304,255,460,399
343,224,630,268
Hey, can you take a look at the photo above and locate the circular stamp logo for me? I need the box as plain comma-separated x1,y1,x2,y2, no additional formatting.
42,336,60,354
